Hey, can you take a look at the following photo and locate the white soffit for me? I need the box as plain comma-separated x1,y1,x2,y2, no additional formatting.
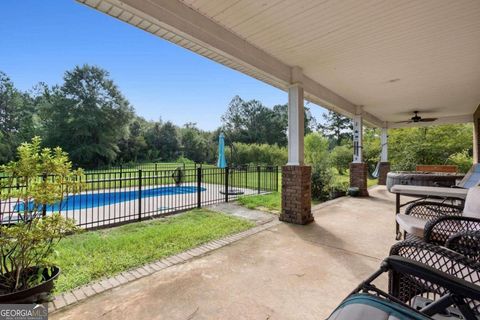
77,0,480,128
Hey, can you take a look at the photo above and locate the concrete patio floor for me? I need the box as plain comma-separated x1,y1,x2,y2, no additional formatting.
52,186,398,320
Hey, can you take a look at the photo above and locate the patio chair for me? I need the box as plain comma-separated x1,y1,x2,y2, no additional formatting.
391,164,480,201
389,240,480,319
396,186,480,253
457,164,480,189
445,230,480,262
327,249,480,319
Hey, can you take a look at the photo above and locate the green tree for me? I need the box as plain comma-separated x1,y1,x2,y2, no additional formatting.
117,117,148,163
221,96,316,146
387,124,473,171
318,110,353,147
41,65,133,168
157,121,179,161
221,96,284,145
362,128,381,173
179,123,208,163
330,145,352,174
304,132,330,165
447,151,473,173
144,120,163,161
0,72,36,163
272,103,317,138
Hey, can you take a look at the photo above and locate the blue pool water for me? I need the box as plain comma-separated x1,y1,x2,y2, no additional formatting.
15,186,206,211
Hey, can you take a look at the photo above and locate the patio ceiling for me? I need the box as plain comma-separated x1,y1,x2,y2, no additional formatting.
78,0,480,128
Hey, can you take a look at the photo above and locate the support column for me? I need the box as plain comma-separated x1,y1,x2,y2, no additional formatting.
474,105,480,164
350,107,369,196
378,127,390,185
287,85,304,166
280,67,313,225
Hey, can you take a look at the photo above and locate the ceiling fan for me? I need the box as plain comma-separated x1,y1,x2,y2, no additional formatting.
395,111,437,124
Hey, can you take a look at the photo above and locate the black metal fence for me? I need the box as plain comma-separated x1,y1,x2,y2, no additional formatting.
80,162,205,174
0,165,278,229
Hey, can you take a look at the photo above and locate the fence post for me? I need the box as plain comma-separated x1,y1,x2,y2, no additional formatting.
183,163,186,171
197,167,202,208
42,173,47,217
138,169,142,221
257,165,261,194
155,163,158,186
225,167,229,203
276,166,279,192
245,165,248,189
119,165,123,190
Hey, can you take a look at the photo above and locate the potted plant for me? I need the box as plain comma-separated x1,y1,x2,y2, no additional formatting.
0,137,84,303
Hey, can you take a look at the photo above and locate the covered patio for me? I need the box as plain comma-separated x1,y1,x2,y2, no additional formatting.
53,0,480,318
51,186,396,319
76,0,480,225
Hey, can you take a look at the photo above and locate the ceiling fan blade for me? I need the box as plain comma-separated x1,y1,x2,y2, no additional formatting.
419,118,437,122
394,120,413,124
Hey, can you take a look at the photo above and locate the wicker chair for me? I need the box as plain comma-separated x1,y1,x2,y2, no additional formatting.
444,229,480,262
396,187,480,259
389,240,480,319
327,243,480,319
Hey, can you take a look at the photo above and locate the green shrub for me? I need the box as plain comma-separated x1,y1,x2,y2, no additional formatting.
229,143,287,166
387,124,473,171
176,155,195,164
447,150,473,173
329,178,349,193
305,133,335,200
311,164,335,201
330,145,352,174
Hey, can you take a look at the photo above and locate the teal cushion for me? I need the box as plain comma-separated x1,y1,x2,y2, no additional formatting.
327,294,430,320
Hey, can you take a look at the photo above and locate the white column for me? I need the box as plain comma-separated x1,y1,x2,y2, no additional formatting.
380,127,388,162
352,108,363,163
287,83,304,165
474,107,480,164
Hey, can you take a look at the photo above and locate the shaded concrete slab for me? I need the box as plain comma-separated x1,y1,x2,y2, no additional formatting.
207,202,275,224
52,186,398,320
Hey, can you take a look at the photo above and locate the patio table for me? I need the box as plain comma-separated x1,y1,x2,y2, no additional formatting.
390,185,468,240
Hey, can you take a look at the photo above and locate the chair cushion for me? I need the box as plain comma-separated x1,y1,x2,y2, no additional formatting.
327,294,429,320
463,187,480,218
396,214,426,238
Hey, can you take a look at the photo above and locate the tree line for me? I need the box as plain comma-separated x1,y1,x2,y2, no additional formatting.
0,64,473,173
0,65,318,168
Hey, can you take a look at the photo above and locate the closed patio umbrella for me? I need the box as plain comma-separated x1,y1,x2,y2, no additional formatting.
217,133,227,168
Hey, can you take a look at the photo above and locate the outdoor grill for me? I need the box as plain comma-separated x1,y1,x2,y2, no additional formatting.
386,171,465,192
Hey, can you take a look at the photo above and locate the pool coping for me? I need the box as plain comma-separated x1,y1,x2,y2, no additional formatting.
47,217,280,314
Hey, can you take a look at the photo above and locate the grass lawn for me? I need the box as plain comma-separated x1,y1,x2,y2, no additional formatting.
236,174,378,212
236,192,281,213
236,192,319,213
75,165,279,192
333,174,378,188
53,209,254,294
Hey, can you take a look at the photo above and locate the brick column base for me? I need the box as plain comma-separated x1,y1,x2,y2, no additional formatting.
378,162,390,185
349,162,369,196
280,165,313,225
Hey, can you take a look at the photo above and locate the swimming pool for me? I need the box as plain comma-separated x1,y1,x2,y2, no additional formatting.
15,185,206,211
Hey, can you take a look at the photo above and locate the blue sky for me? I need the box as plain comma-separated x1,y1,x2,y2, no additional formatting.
0,0,326,130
